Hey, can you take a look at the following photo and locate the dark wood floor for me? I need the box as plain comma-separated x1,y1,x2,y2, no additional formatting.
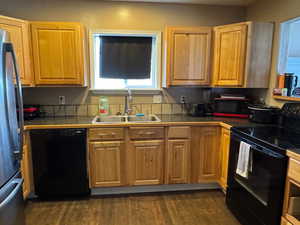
25,190,241,225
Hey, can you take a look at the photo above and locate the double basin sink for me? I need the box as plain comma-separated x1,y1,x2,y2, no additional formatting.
92,114,161,124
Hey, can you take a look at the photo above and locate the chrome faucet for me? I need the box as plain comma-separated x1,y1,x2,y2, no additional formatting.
124,88,132,116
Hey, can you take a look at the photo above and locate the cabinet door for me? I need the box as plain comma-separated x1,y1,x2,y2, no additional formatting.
219,128,230,191
31,22,84,85
89,141,125,187
166,27,212,86
21,133,33,199
166,139,190,184
0,16,33,86
130,140,164,185
213,23,248,86
281,217,292,225
191,127,220,183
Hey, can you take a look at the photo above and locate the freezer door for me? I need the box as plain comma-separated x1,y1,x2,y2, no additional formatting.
0,30,22,189
0,177,25,225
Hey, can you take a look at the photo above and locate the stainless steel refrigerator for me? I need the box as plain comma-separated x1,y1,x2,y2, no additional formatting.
0,29,25,225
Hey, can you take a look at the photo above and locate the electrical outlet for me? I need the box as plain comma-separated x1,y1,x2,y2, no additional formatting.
58,96,65,105
153,95,162,103
180,96,186,104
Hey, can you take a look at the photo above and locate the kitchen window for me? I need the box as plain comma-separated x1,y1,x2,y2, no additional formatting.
278,17,300,76
90,30,161,92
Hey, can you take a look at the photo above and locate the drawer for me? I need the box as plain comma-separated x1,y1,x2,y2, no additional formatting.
89,128,124,141
168,126,191,139
288,158,300,182
129,127,164,140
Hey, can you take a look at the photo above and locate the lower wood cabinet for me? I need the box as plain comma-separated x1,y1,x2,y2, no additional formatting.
87,125,230,188
89,141,125,187
166,139,190,184
129,140,164,186
21,132,33,199
219,128,231,191
281,217,292,225
191,126,220,183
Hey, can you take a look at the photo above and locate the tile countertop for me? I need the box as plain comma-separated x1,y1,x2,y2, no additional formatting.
24,114,263,130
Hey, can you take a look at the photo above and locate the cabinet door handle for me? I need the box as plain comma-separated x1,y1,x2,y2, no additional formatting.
138,131,155,136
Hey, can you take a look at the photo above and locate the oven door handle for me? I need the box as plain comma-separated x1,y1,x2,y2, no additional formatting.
231,133,285,159
250,144,284,159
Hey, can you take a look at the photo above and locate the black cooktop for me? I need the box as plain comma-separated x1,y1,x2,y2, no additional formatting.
232,126,300,152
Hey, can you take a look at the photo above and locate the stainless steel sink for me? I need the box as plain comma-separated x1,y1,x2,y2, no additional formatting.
92,115,126,123
127,115,161,122
92,114,161,124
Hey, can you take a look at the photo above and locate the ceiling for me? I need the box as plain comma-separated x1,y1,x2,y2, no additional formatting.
104,0,256,6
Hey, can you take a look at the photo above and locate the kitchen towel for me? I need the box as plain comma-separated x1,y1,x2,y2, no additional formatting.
236,141,251,178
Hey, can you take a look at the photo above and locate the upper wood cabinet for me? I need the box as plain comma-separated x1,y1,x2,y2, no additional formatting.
0,16,33,86
31,22,85,85
212,22,274,88
165,26,212,87
191,126,220,183
219,128,230,191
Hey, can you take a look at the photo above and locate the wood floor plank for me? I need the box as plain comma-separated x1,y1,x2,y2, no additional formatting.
25,191,241,225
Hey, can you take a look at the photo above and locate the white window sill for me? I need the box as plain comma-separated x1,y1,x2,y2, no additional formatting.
89,88,162,95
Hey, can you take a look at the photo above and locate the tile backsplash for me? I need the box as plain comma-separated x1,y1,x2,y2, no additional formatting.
38,103,188,117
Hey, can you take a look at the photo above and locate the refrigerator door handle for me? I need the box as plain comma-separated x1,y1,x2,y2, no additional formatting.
3,43,24,160
0,178,23,210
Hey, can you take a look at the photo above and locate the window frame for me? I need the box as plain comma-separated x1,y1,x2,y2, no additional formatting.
89,29,162,94
278,17,300,74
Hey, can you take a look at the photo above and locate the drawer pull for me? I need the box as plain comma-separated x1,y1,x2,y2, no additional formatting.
98,132,116,137
138,131,155,136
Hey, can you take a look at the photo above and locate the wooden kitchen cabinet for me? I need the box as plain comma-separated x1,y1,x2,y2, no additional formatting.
191,126,220,183
89,141,126,187
281,217,292,225
166,139,190,184
129,140,164,186
219,128,231,191
212,22,274,88
166,126,191,184
21,132,33,199
0,16,34,86
282,151,300,225
31,22,85,85
165,26,212,87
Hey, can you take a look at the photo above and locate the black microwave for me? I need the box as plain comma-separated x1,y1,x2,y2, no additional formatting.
213,98,249,118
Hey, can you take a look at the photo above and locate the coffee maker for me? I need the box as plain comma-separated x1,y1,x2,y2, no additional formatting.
285,73,298,96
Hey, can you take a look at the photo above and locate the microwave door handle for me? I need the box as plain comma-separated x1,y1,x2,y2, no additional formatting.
3,43,24,160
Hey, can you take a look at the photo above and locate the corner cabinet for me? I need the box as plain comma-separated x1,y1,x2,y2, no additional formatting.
165,27,212,87
31,22,85,86
0,16,34,86
212,22,274,88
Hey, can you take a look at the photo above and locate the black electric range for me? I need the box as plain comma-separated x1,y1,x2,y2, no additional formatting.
226,103,300,225
231,126,300,153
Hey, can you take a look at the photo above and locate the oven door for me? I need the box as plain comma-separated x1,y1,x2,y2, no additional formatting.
226,133,287,225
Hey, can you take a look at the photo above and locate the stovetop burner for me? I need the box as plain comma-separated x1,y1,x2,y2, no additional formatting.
232,126,300,152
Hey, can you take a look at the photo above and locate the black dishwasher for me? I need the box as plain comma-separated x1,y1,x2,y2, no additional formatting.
30,129,90,198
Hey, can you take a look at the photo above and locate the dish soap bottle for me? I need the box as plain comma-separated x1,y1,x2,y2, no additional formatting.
99,96,109,116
